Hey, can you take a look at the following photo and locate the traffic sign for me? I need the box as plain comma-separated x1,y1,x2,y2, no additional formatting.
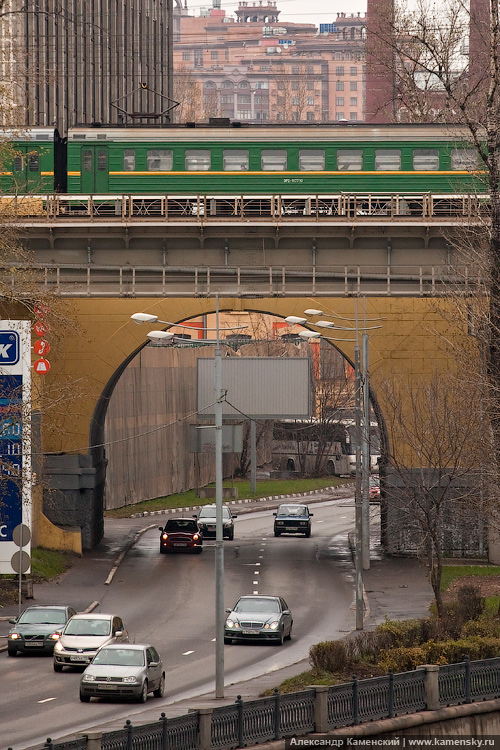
33,321,50,336
11,550,30,574
12,523,31,547
34,339,50,356
33,358,51,374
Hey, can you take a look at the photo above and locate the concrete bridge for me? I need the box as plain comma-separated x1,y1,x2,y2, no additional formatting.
13,193,479,551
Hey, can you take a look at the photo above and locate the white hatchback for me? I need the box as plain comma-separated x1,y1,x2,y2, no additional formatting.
53,613,128,672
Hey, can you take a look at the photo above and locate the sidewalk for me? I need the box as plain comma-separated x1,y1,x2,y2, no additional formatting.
0,490,434,725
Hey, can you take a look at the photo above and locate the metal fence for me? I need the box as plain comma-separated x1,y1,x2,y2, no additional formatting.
35,657,500,750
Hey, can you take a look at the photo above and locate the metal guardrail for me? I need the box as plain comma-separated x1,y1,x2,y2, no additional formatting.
1,263,482,298
33,657,500,750
5,193,491,222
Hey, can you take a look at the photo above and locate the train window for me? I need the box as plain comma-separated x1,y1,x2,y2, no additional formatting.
261,149,287,171
185,150,211,171
13,155,23,171
413,149,439,170
147,150,173,171
337,149,362,171
451,148,478,170
299,150,325,171
97,150,107,171
375,149,401,170
28,153,39,172
123,150,136,171
82,150,92,171
223,150,249,171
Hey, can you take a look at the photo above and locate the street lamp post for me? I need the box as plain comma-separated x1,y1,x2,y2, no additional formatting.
285,308,382,630
130,307,246,698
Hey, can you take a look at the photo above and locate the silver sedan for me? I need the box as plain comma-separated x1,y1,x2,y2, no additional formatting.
79,643,165,703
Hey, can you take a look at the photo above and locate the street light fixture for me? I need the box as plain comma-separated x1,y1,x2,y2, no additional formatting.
285,307,382,630
131,306,246,698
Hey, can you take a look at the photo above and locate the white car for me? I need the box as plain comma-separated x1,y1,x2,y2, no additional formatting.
53,613,128,672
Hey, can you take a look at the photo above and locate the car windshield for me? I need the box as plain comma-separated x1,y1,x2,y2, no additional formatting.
199,507,230,519
19,609,67,625
234,598,280,614
277,505,307,517
165,520,198,532
92,648,144,666
65,619,111,636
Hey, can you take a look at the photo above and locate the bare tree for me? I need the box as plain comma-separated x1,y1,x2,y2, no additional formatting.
172,66,203,123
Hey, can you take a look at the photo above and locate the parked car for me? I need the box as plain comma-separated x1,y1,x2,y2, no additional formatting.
159,518,203,553
273,504,313,537
7,605,77,656
53,613,128,671
224,595,293,645
196,504,237,540
79,643,164,703
369,476,381,502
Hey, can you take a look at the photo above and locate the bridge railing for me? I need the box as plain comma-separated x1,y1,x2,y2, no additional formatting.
7,193,491,222
0,263,482,298
34,657,500,750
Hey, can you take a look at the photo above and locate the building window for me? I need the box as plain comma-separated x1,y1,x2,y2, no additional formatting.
350,81,358,91
238,80,249,88
306,111,315,121
292,96,299,105
450,148,478,170
336,81,344,91
256,111,268,120
292,80,299,90
255,81,268,89
337,149,363,170
204,81,216,88
276,112,285,120
350,66,357,75
182,51,190,61
299,149,325,170
147,150,173,171
221,95,232,104
238,95,251,104
123,149,136,171
222,80,233,88
335,112,345,120
223,149,249,171
307,96,314,105
306,81,314,90
211,51,218,59
375,149,401,170
292,65,299,73
336,97,344,106
306,65,314,74
237,110,252,119
336,66,344,75
350,112,358,121
261,149,287,170
185,150,211,171
413,148,440,170
292,111,299,121
350,97,357,106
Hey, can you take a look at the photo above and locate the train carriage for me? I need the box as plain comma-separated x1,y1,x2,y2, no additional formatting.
65,123,486,197
0,128,62,195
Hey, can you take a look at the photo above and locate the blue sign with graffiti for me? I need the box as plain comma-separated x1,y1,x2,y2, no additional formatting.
0,374,23,543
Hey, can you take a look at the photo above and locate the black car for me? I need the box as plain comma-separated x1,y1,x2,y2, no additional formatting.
196,504,237,540
273,504,313,537
159,518,203,553
8,605,77,656
224,595,293,645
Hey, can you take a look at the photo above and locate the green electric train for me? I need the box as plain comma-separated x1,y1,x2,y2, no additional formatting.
0,122,488,196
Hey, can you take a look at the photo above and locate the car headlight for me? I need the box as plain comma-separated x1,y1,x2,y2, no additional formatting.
123,676,138,683
226,619,239,629
162,533,168,540
49,632,61,641
9,632,20,640
300,521,308,526
269,621,280,630
276,521,284,525
82,673,95,682
54,641,64,652
193,533,200,541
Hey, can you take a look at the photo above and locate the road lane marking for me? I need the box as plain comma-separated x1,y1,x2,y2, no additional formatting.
182,650,194,656
38,697,57,704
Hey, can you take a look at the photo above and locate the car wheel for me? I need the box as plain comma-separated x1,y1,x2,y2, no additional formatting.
153,673,165,698
53,662,63,672
159,546,166,554
286,623,293,641
195,547,202,554
138,680,148,703
7,647,17,657
228,529,234,540
304,529,311,538
224,637,232,645
274,530,280,537
276,629,285,646
79,691,91,703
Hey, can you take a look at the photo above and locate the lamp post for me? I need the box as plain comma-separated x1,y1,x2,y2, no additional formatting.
285,308,382,629
130,307,246,698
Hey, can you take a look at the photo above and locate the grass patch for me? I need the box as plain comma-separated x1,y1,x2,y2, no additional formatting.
440,565,500,592
30,547,72,581
105,477,351,518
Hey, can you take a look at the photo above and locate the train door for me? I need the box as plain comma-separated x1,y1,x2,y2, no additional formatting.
80,145,109,193
11,147,43,193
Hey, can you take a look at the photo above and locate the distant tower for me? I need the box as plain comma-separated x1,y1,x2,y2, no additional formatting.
469,0,490,94
235,1,280,24
365,0,395,123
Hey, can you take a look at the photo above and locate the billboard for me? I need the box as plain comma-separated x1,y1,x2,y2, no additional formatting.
0,322,31,574
197,357,311,419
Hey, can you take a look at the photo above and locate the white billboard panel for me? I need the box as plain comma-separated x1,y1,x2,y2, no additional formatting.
0,321,32,574
197,357,311,419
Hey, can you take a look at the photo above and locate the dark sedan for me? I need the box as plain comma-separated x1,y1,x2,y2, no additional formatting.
196,504,237,540
224,594,293,646
8,605,77,656
159,518,203,553
273,504,313,537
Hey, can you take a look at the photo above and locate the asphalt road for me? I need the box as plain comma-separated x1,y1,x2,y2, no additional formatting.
0,495,367,750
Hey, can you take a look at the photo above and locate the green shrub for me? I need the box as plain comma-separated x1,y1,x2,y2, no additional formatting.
377,636,500,673
310,640,349,672
460,617,500,638
377,646,428,673
376,619,426,648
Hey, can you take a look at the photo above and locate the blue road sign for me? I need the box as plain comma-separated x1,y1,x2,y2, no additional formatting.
0,331,20,365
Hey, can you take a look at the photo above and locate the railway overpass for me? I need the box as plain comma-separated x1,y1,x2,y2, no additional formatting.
11,192,481,550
